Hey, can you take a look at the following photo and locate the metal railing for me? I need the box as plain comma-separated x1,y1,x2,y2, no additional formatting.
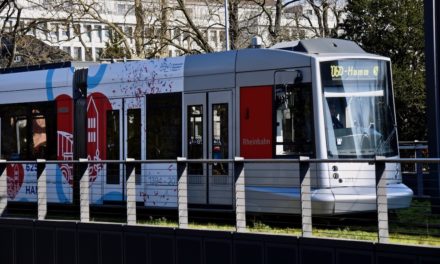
0,157,438,245
399,141,428,196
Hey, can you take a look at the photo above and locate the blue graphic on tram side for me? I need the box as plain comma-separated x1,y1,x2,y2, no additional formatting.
46,69,55,100
87,64,108,89
56,165,69,203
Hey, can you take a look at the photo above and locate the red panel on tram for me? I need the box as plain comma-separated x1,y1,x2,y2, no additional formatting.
240,86,273,158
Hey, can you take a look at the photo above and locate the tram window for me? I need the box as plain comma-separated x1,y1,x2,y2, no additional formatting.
1,117,18,160
16,117,28,159
106,110,120,185
212,104,228,175
0,103,55,160
188,105,203,175
147,93,182,159
274,83,314,157
32,114,47,159
127,108,141,185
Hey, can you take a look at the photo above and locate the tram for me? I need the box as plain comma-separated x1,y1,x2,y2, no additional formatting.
0,38,413,214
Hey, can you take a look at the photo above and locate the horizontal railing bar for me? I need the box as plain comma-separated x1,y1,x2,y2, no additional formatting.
0,157,439,164
399,145,428,150
399,141,428,144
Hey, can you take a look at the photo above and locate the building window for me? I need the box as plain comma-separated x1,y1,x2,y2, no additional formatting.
49,23,59,42
95,48,103,60
145,27,154,38
219,30,226,42
117,4,126,15
62,46,71,56
104,26,110,41
125,26,133,42
61,24,70,39
85,25,92,42
173,28,181,39
85,48,93,61
209,30,217,42
73,24,81,35
95,25,103,42
185,7,193,17
73,47,82,61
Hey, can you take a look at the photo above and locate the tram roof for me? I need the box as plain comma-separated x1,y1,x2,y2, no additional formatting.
184,38,386,77
271,38,366,54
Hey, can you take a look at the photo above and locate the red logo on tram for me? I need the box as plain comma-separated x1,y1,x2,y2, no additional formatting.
87,92,112,182
7,164,24,199
56,94,74,185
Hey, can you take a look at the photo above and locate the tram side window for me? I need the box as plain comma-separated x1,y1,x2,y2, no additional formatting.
32,113,47,159
274,83,314,157
0,103,56,160
147,93,182,159
127,108,141,184
106,110,120,184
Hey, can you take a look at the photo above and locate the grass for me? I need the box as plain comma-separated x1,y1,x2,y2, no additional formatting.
12,198,435,247
138,216,178,227
247,221,440,246
133,199,440,247
189,222,235,231
135,216,440,246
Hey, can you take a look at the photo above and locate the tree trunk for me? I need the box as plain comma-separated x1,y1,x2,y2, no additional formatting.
229,0,239,50
7,7,21,67
134,0,146,58
159,0,169,57
274,0,282,41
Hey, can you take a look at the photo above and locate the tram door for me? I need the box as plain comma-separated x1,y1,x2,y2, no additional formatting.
184,91,233,206
102,98,144,202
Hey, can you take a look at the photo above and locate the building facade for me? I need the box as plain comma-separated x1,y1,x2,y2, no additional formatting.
1,0,344,62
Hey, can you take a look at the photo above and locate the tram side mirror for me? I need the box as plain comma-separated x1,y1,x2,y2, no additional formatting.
294,71,303,84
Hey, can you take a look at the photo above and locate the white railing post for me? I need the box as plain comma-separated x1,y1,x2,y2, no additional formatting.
376,156,389,243
0,160,7,216
126,158,136,225
300,156,312,238
177,157,188,228
37,159,47,220
234,157,246,232
79,158,90,222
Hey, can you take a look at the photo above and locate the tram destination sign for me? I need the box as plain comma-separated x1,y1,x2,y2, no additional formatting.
321,60,385,82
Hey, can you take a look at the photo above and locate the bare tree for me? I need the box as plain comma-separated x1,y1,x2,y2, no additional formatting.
1,0,22,67
0,0,10,13
249,0,301,44
302,0,344,38
1,0,346,66
173,0,215,53
134,0,146,58
0,0,75,68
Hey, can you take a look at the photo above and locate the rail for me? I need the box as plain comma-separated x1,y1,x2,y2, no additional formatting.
0,157,438,246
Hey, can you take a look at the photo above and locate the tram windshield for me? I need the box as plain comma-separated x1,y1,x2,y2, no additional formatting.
321,59,398,158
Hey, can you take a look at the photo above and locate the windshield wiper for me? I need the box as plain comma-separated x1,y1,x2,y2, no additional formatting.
375,126,397,156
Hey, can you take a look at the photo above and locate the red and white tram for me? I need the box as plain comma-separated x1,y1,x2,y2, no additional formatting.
0,38,413,214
